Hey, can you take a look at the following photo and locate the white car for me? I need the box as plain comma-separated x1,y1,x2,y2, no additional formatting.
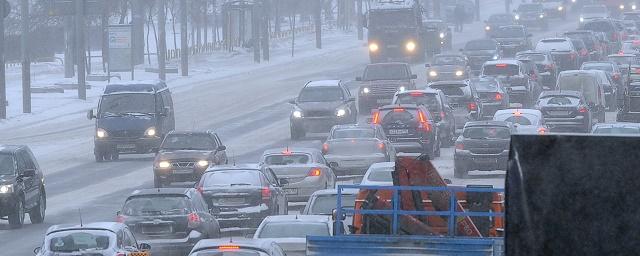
253,215,333,256
493,109,547,135
361,162,394,186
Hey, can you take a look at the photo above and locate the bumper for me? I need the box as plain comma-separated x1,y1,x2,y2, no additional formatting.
455,150,509,171
545,116,589,132
0,194,17,216
213,206,270,229
390,138,433,154
154,167,207,183
325,155,388,176
141,231,203,256
95,137,162,154
292,117,352,133
617,111,640,122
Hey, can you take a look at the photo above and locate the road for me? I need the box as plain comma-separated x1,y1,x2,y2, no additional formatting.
0,2,609,255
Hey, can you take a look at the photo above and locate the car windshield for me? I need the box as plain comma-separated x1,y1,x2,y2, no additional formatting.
431,85,466,96
122,195,191,216
332,128,375,139
557,75,598,103
258,222,330,238
394,94,440,111
494,27,525,38
489,15,513,23
622,41,640,53
582,63,614,72
363,65,409,80
516,53,546,62
583,21,614,32
536,40,572,51
593,126,640,134
367,167,394,182
161,134,216,150
203,170,261,187
368,10,416,27
518,4,541,12
381,109,417,125
264,154,310,165
309,194,357,214
471,79,499,91
48,231,112,252
98,94,156,117
463,126,510,139
433,56,466,65
483,64,520,76
298,87,344,102
0,154,14,176
465,40,497,50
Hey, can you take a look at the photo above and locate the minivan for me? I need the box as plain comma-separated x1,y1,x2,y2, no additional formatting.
556,70,607,123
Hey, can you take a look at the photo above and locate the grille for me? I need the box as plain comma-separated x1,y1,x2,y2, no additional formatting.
369,85,401,96
305,110,333,117
110,130,144,138
172,161,195,168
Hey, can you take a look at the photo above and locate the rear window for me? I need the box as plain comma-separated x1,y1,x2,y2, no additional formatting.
122,195,191,216
203,170,262,187
310,194,357,214
582,63,614,72
363,65,409,80
583,21,615,32
48,231,112,252
394,93,440,110
430,85,467,96
538,95,581,106
536,40,572,51
483,64,520,76
593,127,640,134
516,53,546,62
191,250,268,256
258,222,330,238
557,74,598,102
367,167,393,182
504,116,532,125
471,79,499,91
332,128,375,139
463,126,511,139
381,109,417,124
264,154,310,165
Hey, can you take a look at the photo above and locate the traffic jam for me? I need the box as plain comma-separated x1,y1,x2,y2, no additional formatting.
3,0,640,255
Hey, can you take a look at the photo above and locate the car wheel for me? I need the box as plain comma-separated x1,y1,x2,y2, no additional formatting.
290,125,302,140
94,149,105,162
454,162,468,179
29,191,46,224
8,199,25,229
110,151,119,161
154,175,164,188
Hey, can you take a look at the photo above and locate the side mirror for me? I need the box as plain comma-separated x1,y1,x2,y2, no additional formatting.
329,162,339,169
288,98,297,104
355,76,362,81
138,243,152,251
332,208,347,221
22,169,36,177
217,145,227,151
278,178,289,186
411,74,418,79
87,109,95,120
424,63,431,68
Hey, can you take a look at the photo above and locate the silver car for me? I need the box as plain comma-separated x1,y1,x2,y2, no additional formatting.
323,124,396,176
259,148,336,202
253,215,334,256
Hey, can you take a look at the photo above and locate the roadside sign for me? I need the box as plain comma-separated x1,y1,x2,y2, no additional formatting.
108,25,134,74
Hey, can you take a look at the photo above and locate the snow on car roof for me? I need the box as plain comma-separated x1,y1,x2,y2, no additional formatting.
370,0,415,10
263,147,320,155
261,214,332,223
494,109,542,118
305,80,341,87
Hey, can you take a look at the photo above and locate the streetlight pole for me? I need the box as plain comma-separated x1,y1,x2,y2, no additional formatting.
21,0,30,113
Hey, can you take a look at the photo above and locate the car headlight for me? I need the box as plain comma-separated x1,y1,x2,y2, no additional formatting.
369,43,379,52
362,87,370,94
96,128,108,138
145,127,157,137
539,14,544,18
558,6,563,11
398,86,406,92
197,160,209,167
485,26,491,31
158,161,171,168
0,184,13,193
620,4,625,10
336,109,346,117
455,70,464,76
439,32,445,39
292,110,303,118
429,71,438,77
405,41,416,52
515,14,520,20
493,55,499,60
580,17,584,22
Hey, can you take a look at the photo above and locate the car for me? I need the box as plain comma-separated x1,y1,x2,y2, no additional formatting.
259,147,335,201
0,145,46,229
87,81,175,162
581,61,625,88
425,54,470,82
253,215,334,256
607,53,639,68
392,89,457,146
492,25,532,57
493,109,548,135
35,222,151,256
462,39,501,73
592,122,640,134
484,13,517,37
197,167,288,230
428,80,483,133
589,69,618,110
356,63,418,112
422,19,453,54
593,30,614,56
556,70,608,123
564,30,605,61
581,19,625,52
517,58,546,91
470,77,510,119
322,124,395,176
153,131,228,188
622,19,639,34
535,90,594,133
579,4,609,23
116,188,220,256
514,3,548,30
302,189,358,216
481,60,543,108
533,0,567,19
535,38,579,71
621,40,640,55
623,11,640,28
188,238,286,256
569,38,591,66
617,80,640,121
454,121,514,178
289,80,357,139
516,50,558,89
371,104,441,157
361,162,394,186
613,19,631,41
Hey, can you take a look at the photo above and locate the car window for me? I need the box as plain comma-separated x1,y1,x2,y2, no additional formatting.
99,94,156,117
536,40,572,51
310,194,357,214
0,154,14,175
463,126,511,139
494,27,525,38
258,222,330,238
298,87,344,102
381,109,417,124
48,230,113,252
502,115,533,125
264,154,311,165
367,168,394,182
471,79,499,91
203,170,262,187
123,229,137,248
161,134,217,150
122,195,192,216
489,14,513,23
394,93,441,112
517,4,542,12
538,95,581,106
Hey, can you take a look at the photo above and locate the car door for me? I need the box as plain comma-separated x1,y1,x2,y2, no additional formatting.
261,171,286,213
16,151,37,208
439,91,456,130
162,89,176,132
341,84,357,116
376,126,396,158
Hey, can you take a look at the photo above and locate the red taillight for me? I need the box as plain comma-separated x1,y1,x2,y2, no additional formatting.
393,108,405,112
116,214,126,223
467,102,477,111
578,106,588,113
455,142,464,150
219,245,241,251
308,168,321,176
537,127,547,135
496,63,507,67
409,92,424,96
613,73,621,80
417,110,432,132
580,49,588,56
188,212,201,228
261,187,272,203
322,143,329,154
377,142,385,151
495,93,503,101
440,111,446,119
371,111,380,124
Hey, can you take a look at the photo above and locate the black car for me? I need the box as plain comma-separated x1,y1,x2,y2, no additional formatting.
0,145,46,229
516,50,559,89
372,104,441,157
535,90,593,133
462,39,501,74
481,60,543,108
514,3,548,30
428,80,483,134
534,0,567,19
356,63,417,112
484,13,517,37
117,188,221,256
469,77,510,119
423,19,453,55
289,80,357,139
535,37,579,71
569,38,591,66
492,25,532,57
564,30,603,61
197,167,288,230
454,121,513,178
153,131,228,188
581,19,625,52
425,54,470,82
392,89,457,146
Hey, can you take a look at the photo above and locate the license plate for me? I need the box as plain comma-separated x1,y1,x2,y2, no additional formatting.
141,224,172,234
549,110,569,116
218,197,244,204
173,169,193,174
386,44,399,49
284,188,298,195
376,99,391,104
389,129,409,135
117,144,136,150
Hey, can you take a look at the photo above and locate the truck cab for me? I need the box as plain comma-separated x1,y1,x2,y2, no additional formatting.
365,1,425,63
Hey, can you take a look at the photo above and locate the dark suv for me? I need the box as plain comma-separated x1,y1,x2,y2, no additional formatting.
454,121,514,178
535,38,579,71
514,3,548,30
481,60,542,108
564,30,603,61
470,77,510,119
153,131,228,188
356,63,417,112
492,25,532,57
392,89,457,146
581,19,624,53
289,80,357,139
372,104,440,157
0,145,46,229
429,80,483,133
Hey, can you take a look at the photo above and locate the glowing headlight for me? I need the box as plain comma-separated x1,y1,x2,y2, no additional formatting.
485,26,491,31
580,17,584,22
558,6,563,11
539,14,544,18
158,161,171,168
96,128,108,138
633,4,637,10
363,87,370,93
0,184,13,193
292,110,302,118
620,4,625,10
439,32,445,39
145,127,157,137
398,86,406,92
429,71,438,77
336,109,346,117
197,160,209,167
405,41,416,52
369,43,379,52
455,70,464,76
515,14,520,20
571,0,575,2
492,55,499,60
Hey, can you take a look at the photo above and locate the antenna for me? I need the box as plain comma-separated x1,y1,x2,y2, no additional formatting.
231,150,236,166
78,209,83,227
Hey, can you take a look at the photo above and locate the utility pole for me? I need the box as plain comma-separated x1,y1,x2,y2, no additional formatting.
475,0,480,21
21,0,30,113
314,0,322,48
132,0,145,64
76,0,86,100
181,0,189,76
0,1,6,119
158,0,167,80
262,0,270,61
64,17,74,78
357,0,363,40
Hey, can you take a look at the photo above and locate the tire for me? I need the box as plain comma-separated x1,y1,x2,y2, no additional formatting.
154,175,164,188
29,191,46,224
8,199,25,229
290,125,302,140
110,152,119,161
